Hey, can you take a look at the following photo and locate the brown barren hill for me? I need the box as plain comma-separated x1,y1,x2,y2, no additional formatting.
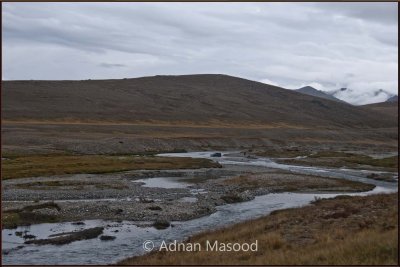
2,75,398,154
1,74,396,128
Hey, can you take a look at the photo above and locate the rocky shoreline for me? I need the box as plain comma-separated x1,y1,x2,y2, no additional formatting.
2,162,376,229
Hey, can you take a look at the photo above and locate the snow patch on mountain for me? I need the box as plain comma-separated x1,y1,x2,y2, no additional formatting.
326,88,396,105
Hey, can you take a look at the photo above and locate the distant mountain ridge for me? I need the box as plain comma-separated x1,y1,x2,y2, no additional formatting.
386,95,398,103
295,86,345,103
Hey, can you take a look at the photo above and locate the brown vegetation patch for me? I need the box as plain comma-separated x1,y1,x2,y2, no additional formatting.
1,154,221,179
223,173,375,193
2,202,61,229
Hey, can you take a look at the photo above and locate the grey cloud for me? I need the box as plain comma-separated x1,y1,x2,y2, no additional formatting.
2,3,398,104
99,63,127,68
312,3,398,25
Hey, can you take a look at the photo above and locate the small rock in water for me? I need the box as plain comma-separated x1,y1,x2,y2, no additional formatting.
211,152,222,157
72,221,85,226
15,231,23,237
100,235,116,241
153,220,171,230
25,227,104,246
23,234,36,240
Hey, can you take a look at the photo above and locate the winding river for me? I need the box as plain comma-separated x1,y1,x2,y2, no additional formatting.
2,151,397,265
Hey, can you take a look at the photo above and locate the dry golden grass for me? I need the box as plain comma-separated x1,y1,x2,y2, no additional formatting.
121,193,398,265
1,154,220,179
223,173,375,192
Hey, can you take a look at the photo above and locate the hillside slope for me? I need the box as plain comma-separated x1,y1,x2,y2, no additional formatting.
295,86,345,104
1,75,395,129
386,95,398,103
362,101,398,119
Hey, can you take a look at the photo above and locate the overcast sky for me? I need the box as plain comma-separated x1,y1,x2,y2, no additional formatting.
2,2,398,104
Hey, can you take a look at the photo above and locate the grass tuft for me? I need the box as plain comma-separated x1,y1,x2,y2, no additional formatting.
2,202,61,229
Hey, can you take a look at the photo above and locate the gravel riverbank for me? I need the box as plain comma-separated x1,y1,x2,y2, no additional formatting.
2,163,375,228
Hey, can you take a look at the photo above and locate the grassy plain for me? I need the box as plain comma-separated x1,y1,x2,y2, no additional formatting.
1,154,220,180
